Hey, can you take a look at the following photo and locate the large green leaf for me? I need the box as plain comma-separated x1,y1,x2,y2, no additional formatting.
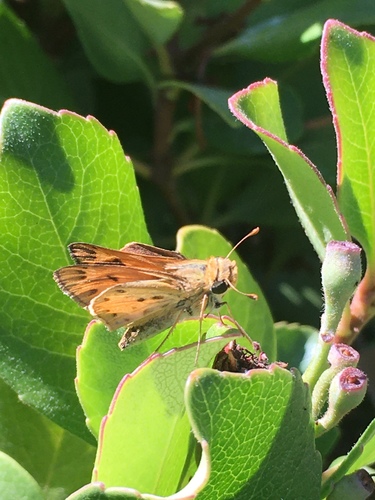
322,20,375,268
0,451,44,500
126,0,183,46
321,418,375,497
229,79,349,260
0,378,95,498
0,4,75,109
0,99,149,441
93,331,239,496
184,367,321,499
215,0,375,63
62,0,155,85
160,81,239,128
76,317,232,437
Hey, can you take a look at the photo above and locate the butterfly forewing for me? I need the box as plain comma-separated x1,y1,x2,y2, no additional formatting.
69,242,185,267
54,243,192,307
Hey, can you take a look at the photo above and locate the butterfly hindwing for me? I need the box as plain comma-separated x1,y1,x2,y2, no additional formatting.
89,282,193,330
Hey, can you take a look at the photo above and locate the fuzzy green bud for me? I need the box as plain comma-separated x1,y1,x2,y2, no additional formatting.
311,344,360,419
326,469,374,499
321,241,362,341
316,367,367,435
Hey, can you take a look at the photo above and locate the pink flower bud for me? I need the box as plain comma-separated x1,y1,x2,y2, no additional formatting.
315,368,367,435
328,344,359,369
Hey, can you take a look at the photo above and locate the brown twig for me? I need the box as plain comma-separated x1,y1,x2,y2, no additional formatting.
177,0,262,73
151,1,261,224
151,90,190,225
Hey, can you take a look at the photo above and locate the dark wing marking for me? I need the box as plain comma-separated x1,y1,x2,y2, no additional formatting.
69,242,186,267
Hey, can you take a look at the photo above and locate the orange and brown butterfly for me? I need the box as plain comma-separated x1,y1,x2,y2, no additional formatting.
53,228,259,350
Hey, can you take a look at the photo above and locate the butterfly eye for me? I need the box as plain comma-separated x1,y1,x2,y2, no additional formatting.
211,280,228,295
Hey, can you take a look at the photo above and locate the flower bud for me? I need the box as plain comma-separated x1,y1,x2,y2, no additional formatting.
321,241,362,340
326,469,374,499
327,343,359,369
316,367,367,435
311,344,360,419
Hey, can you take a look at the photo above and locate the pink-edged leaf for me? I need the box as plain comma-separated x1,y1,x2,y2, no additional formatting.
76,317,224,438
322,20,375,269
229,79,349,260
92,331,240,496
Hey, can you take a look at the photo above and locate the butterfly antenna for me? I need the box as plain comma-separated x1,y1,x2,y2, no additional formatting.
226,279,258,300
226,227,260,259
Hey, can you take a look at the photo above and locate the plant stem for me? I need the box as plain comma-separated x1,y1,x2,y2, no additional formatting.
302,336,330,390
336,268,375,344
151,87,190,225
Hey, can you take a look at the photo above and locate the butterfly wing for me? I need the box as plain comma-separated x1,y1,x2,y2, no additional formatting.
68,243,186,268
53,264,183,307
54,243,191,307
54,242,207,333
88,281,196,331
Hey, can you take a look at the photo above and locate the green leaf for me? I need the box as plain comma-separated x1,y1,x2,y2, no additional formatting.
0,451,44,500
161,81,238,127
76,318,233,438
347,418,375,472
0,378,95,497
275,322,319,372
93,333,239,495
176,225,276,358
0,99,149,441
321,418,375,497
229,79,349,260
127,0,183,46
62,0,155,85
214,0,375,63
322,20,375,267
200,83,303,159
184,367,321,499
0,4,75,109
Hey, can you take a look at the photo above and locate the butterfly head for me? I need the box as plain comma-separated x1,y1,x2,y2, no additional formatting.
207,257,238,297
207,255,257,302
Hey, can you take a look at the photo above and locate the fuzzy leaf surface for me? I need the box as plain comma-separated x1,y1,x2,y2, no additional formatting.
229,79,349,260
322,20,375,267
184,367,321,499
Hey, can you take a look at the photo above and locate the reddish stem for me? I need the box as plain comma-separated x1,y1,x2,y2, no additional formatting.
336,268,375,344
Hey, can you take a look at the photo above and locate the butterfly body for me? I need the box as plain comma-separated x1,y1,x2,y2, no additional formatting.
53,242,238,349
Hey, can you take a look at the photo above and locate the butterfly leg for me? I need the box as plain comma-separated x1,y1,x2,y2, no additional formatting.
153,308,187,353
195,293,210,365
221,301,254,346
118,327,140,350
